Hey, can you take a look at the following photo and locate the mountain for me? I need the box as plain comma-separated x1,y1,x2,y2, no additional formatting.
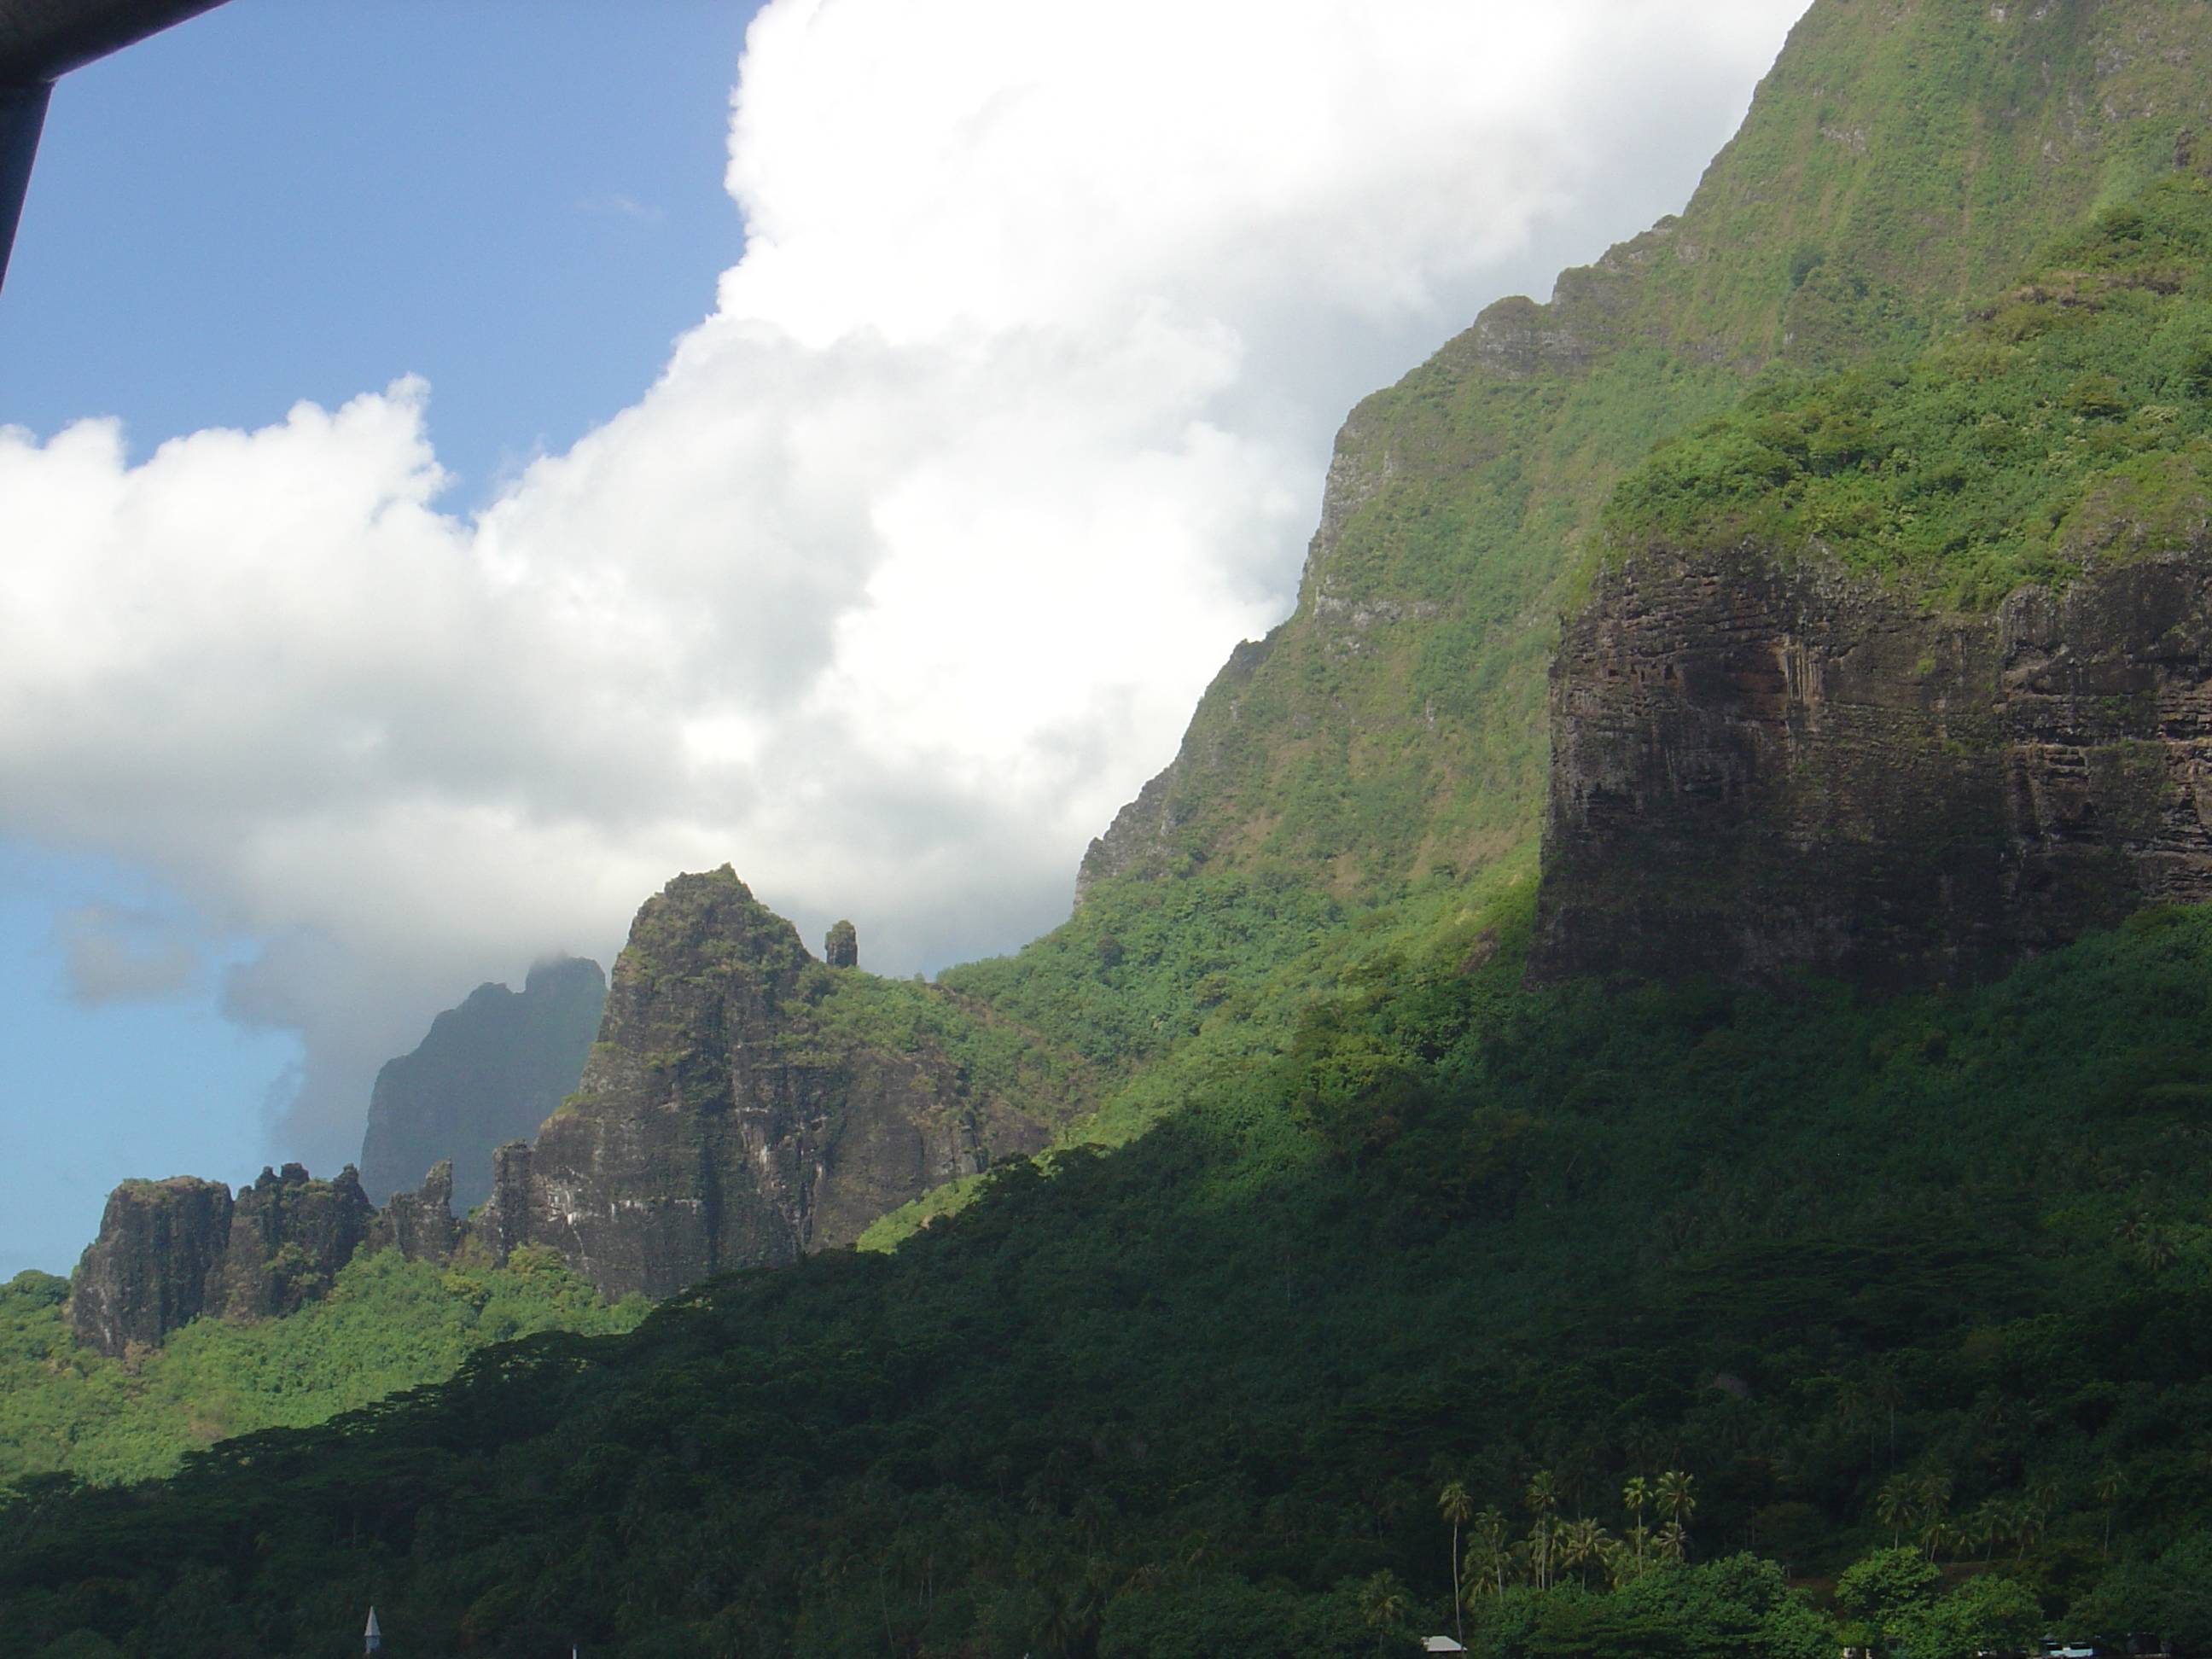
66,871,1094,1342
1086,0,2212,905
1539,174,2212,987
10,892,2212,1657
358,955,608,1209
480,867,1091,1300
16,5,2212,1656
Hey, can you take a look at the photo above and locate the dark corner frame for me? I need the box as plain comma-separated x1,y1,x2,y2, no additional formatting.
0,0,230,289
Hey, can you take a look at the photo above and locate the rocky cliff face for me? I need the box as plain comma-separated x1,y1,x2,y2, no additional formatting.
1534,543,2212,986
358,955,605,1208
1085,0,2212,905
68,1176,234,1357
70,1163,385,1357
482,868,1070,1301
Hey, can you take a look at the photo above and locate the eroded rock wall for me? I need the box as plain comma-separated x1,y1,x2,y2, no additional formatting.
69,1176,233,1357
70,1163,389,1357
1533,543,2212,986
504,867,1058,1301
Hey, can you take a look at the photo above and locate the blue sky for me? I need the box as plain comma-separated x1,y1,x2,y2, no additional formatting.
0,0,754,1274
0,0,1807,1277
0,0,753,499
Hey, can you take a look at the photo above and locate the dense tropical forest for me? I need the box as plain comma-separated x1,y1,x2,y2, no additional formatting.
7,874,2212,1657
15,3,2212,1656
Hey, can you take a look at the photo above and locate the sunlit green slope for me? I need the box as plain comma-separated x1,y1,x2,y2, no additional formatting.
0,1246,643,1488
1080,0,2212,900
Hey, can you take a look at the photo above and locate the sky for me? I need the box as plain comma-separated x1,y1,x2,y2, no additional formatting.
0,0,1811,1275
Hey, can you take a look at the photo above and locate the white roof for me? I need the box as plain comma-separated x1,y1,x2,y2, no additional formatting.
1424,1640,1466,1654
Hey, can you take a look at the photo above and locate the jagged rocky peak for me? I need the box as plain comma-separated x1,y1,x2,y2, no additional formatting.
358,953,605,1209
69,1163,378,1358
824,918,858,969
483,866,1068,1301
383,1160,459,1266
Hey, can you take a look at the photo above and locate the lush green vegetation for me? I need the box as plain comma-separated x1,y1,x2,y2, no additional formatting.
1610,175,2212,604
1074,2,2204,900
862,860,1521,1249
0,1246,643,1489
809,967,1101,1127
935,870,1346,1077
16,15,2212,1659
9,895,2212,1659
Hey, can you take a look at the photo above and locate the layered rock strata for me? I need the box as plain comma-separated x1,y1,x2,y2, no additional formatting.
1533,544,2212,987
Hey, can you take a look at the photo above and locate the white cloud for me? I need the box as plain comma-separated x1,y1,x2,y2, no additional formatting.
0,0,1809,1173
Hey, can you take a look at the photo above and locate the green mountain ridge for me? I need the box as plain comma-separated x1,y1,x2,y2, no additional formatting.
14,3,2212,1656
1083,0,2212,901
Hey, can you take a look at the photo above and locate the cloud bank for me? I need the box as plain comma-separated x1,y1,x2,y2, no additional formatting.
0,0,1809,1175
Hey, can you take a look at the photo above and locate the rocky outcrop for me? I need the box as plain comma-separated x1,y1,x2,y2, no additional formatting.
212,1164,379,1321
1532,543,2212,987
824,920,859,969
491,868,1067,1301
70,1163,381,1357
383,1161,460,1266
70,875,1082,1339
358,955,605,1209
68,1177,234,1357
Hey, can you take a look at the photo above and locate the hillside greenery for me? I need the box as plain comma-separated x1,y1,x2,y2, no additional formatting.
1610,174,2212,604
1075,0,2212,899
0,1245,643,1489
18,9,2212,1658
9,896,2212,1658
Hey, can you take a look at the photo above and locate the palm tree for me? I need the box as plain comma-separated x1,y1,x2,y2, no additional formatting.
1656,1471,1696,1531
1525,1470,1561,1590
1359,1570,1410,1658
1438,1481,1473,1644
1463,1508,1511,1604
1556,1517,1615,1586
1912,1470,1952,1561
2094,1467,2129,1552
1653,1522,1688,1563
1875,1472,1915,1547
1621,1476,1651,1565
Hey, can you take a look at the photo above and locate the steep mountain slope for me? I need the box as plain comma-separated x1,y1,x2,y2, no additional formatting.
1085,0,2212,901
20,8,2212,1657
1540,175,2212,987
480,868,1094,1300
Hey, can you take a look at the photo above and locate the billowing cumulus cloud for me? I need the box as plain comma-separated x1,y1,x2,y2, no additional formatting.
0,0,1809,1174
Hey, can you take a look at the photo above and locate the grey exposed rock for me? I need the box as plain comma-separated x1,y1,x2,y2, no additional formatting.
500,866,1061,1299
824,919,858,969
475,1141,534,1264
1534,543,2212,987
68,1176,231,1356
211,1163,379,1322
383,1161,458,1265
69,1163,379,1356
358,955,605,1209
